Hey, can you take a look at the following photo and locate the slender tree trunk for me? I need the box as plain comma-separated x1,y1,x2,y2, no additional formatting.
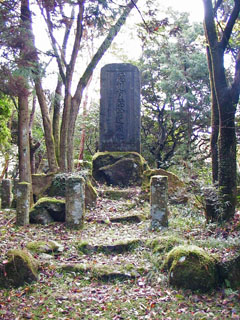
21,0,58,173
66,0,139,171
52,78,62,163
206,47,219,183
203,0,240,220
18,94,31,183
35,80,58,172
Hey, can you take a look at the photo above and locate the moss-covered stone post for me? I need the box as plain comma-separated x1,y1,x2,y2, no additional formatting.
1,179,13,209
16,182,30,226
66,176,85,229
150,175,168,230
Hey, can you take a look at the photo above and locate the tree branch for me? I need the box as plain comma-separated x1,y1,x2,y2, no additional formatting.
231,50,240,103
221,0,240,50
74,0,138,102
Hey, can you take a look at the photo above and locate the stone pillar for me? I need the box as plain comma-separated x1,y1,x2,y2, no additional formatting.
16,182,30,226
150,175,168,230
66,176,85,229
1,179,12,209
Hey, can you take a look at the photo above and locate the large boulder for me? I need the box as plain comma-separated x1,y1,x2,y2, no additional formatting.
30,197,65,225
141,168,187,203
92,152,149,187
163,245,218,292
0,249,38,288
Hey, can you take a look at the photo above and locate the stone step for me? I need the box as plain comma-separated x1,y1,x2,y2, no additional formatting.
76,239,142,255
97,187,141,200
59,263,140,282
86,213,145,224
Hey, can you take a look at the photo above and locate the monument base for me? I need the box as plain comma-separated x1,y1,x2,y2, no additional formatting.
92,152,149,187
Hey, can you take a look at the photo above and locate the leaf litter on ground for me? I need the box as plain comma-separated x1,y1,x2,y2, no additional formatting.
0,187,240,319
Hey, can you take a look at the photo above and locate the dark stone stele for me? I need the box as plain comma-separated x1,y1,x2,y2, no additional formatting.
99,63,141,153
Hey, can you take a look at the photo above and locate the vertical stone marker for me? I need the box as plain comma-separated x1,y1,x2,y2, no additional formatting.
99,63,141,153
150,175,169,230
1,179,12,209
16,182,30,226
65,176,85,229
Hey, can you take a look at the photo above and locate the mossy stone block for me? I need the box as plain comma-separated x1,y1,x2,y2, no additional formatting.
163,245,218,292
0,249,38,288
92,152,149,187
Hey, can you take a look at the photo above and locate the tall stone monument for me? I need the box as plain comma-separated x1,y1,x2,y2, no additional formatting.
99,63,141,153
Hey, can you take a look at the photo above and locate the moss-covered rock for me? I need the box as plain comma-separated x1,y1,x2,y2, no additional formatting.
26,240,64,254
141,169,187,203
147,236,184,254
92,152,149,187
0,249,38,288
85,180,98,208
75,160,92,170
77,239,142,255
59,263,137,282
218,254,240,289
30,197,65,225
163,245,218,292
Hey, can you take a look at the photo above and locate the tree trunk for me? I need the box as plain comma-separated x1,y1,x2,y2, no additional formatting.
218,95,237,220
52,78,63,163
203,0,240,221
35,80,58,172
206,46,219,183
66,0,139,171
21,0,58,173
18,94,31,183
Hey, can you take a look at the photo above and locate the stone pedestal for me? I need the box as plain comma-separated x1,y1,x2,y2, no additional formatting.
1,179,12,209
150,175,168,230
65,176,85,229
16,182,30,226
99,63,141,153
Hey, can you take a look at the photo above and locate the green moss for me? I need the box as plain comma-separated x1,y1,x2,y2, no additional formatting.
147,236,184,254
77,241,90,255
33,197,65,206
86,180,98,197
0,249,38,287
92,152,149,187
76,239,141,255
142,168,185,194
162,245,218,292
26,240,63,254
18,182,31,185
60,263,136,282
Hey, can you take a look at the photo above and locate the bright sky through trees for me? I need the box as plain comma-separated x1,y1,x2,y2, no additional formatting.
160,0,204,21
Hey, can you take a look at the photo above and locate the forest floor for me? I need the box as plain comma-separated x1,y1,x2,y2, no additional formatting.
0,186,240,320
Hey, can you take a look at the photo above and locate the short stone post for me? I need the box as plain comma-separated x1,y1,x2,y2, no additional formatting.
1,179,12,209
150,175,168,230
16,182,31,226
66,176,85,229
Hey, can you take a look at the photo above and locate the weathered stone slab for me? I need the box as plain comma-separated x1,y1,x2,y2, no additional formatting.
65,176,85,229
16,182,30,226
99,63,141,152
1,179,12,209
150,175,168,230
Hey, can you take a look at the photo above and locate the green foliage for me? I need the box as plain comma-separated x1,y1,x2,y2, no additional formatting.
135,7,211,168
